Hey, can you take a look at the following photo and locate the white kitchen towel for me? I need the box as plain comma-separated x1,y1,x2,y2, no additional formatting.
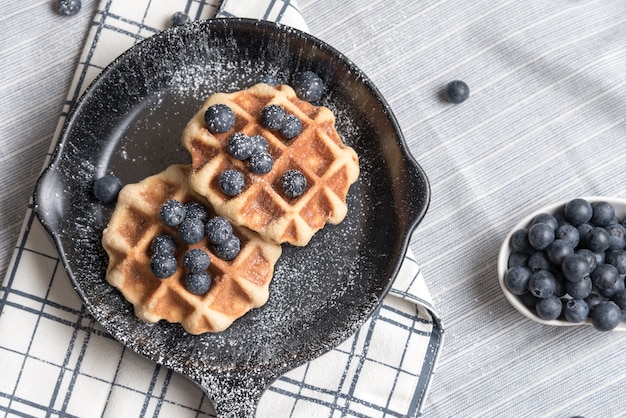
0,1,442,417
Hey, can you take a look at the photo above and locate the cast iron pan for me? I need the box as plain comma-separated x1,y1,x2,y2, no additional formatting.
33,19,430,416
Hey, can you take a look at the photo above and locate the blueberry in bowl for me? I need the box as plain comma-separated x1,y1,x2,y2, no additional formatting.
497,196,626,331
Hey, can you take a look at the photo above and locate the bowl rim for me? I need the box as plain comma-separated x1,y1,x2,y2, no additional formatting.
497,195,626,330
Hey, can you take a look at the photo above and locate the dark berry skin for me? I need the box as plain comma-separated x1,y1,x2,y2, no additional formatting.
576,248,598,272
205,104,235,133
590,201,615,226
604,223,626,251
605,250,626,274
205,217,233,245
528,223,555,250
535,296,562,320
555,224,580,248
171,12,191,26
511,229,532,253
584,293,604,310
249,135,269,154
57,0,81,16
565,276,593,299
599,276,625,298
214,235,241,260
178,217,205,245
219,169,245,196
150,253,177,278
508,252,530,268
94,175,123,204
546,239,573,265
504,266,532,295
280,114,302,139
590,263,619,290
590,301,623,331
160,200,186,227
184,202,209,222
584,227,611,253
249,151,274,174
528,251,553,273
151,234,177,255
294,71,324,102
183,249,211,273
443,80,470,104
561,253,590,283
532,213,559,231
282,170,307,199
261,105,286,130
563,299,589,323
228,132,253,160
185,272,212,295
611,289,626,310
564,198,593,225
528,270,557,298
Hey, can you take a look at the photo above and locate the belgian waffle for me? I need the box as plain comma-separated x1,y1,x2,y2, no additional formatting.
181,83,360,246
101,164,282,334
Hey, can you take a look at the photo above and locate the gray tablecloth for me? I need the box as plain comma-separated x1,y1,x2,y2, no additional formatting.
3,0,626,417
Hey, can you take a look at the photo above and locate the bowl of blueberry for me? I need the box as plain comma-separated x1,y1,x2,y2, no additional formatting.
498,196,626,331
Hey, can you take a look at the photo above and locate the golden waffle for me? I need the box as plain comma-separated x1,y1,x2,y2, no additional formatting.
101,164,282,334
182,83,360,246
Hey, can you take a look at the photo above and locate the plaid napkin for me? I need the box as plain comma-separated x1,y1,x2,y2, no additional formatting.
0,1,442,417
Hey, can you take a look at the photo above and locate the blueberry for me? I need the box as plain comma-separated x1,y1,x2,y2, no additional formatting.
214,235,241,260
528,223,555,250
205,217,233,245
171,11,191,26
150,253,177,278
508,251,530,268
57,0,81,16
563,299,590,323
183,249,211,273
228,132,253,160
280,114,302,139
528,270,556,298
443,80,470,104
605,250,626,274
590,263,619,290
584,293,604,311
261,104,286,130
249,135,269,154
546,239,574,265
184,202,209,222
93,175,123,204
282,169,307,199
178,217,205,244
590,301,623,331
535,296,562,320
577,223,593,240
259,75,280,86
611,289,626,310
219,169,245,196
504,266,532,295
590,201,615,226
249,151,274,174
576,249,598,272
604,223,626,250
561,253,590,282
160,200,186,227
519,292,538,310
584,227,611,253
294,71,324,102
532,213,559,231
205,104,235,133
185,272,212,295
511,229,532,253
553,272,567,297
528,251,553,273
151,234,177,255
565,276,593,299
555,224,580,248
598,276,625,298
564,198,593,225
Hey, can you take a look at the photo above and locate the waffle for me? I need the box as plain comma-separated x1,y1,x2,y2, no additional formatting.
181,83,360,246
101,164,282,334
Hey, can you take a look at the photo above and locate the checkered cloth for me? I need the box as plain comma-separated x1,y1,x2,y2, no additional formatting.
0,1,441,417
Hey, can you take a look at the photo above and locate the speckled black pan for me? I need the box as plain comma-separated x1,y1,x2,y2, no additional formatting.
33,19,430,417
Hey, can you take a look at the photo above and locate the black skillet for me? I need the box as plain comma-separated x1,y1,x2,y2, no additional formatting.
33,19,430,417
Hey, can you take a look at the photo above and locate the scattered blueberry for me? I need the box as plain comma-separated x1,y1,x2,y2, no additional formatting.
249,135,269,154
185,272,212,295
564,198,593,225
160,200,186,227
205,104,235,133
280,114,302,139
563,299,589,323
590,301,623,331
294,71,324,102
504,266,532,295
219,169,245,196
261,104,286,130
535,296,562,320
205,217,233,245
94,174,123,204
528,223,555,250
282,169,307,199
183,249,211,273
443,80,470,104
213,235,241,260
249,151,274,175
57,0,81,16
178,216,205,244
150,253,177,278
151,234,177,255
228,132,253,160
184,201,209,222
171,12,191,27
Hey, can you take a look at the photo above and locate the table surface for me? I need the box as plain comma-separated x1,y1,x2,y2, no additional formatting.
3,1,626,416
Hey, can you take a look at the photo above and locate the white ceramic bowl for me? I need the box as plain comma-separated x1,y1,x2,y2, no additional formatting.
497,196,626,330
